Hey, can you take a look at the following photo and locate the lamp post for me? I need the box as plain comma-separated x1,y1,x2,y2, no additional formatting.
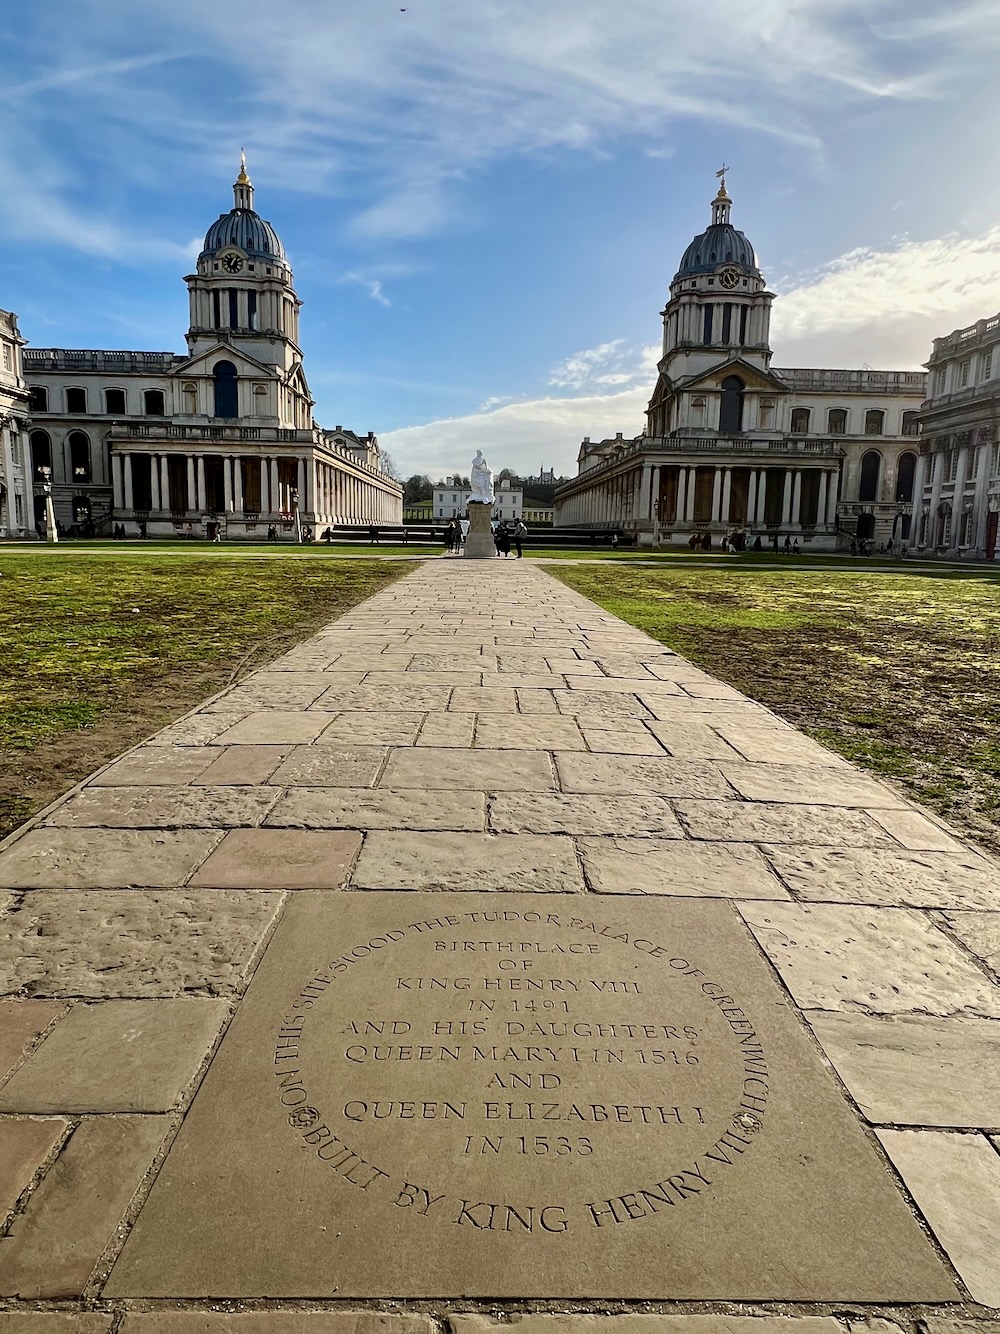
37,466,57,544
290,485,302,543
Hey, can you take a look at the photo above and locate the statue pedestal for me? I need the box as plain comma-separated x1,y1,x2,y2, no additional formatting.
463,501,495,559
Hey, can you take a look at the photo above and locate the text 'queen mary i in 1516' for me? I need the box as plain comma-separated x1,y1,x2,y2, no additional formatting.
470,451,495,505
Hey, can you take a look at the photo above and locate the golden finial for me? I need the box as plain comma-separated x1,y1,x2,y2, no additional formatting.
715,163,730,198
237,148,251,185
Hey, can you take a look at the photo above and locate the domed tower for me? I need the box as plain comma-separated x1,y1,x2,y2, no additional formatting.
646,171,779,437
185,154,303,373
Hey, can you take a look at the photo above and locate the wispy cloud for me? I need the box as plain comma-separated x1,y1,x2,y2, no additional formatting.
0,52,183,101
339,271,392,307
548,339,658,392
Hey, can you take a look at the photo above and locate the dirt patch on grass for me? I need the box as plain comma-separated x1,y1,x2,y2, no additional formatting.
0,554,413,839
549,564,1000,856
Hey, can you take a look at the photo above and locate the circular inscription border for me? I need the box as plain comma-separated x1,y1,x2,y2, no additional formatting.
272,906,769,1235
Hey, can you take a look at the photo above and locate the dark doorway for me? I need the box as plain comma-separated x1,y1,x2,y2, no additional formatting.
856,512,876,542
213,361,238,419
719,376,745,434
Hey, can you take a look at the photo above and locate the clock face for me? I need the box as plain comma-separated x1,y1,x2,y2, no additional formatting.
221,253,244,274
719,267,740,290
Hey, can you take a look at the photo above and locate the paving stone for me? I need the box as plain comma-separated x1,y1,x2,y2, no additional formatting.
808,1010,1000,1126
555,752,732,798
720,762,906,809
0,1114,169,1298
90,747,217,786
190,829,362,889
678,679,747,700
491,791,683,836
208,679,334,711
449,686,519,713
193,745,292,785
362,669,482,688
712,724,845,766
46,785,280,829
416,712,476,747
678,801,893,847
409,653,491,672
312,684,451,712
0,891,282,997
213,712,336,745
867,807,969,852
0,1116,69,1219
0,829,221,889
646,721,744,760
480,673,562,689
515,687,560,714
146,712,247,746
314,712,424,746
0,998,228,1112
939,911,1000,974
381,747,555,791
876,1128,1000,1307
268,746,387,787
577,726,661,759
580,837,789,898
553,690,654,720
352,831,584,891
121,1316,436,1333
0,1001,68,1081
267,787,485,832
474,715,585,750
923,1322,1000,1334
0,1316,114,1333
765,846,1000,908
739,902,1000,1017
450,1320,845,1334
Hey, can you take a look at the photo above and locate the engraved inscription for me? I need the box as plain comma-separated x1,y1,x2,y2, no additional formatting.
273,908,768,1234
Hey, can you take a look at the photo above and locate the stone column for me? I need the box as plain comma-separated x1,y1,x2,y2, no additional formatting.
781,469,793,525
949,445,970,555
150,455,161,511
757,470,769,524
721,467,732,525
711,468,722,523
233,456,244,513
160,457,169,513
684,469,697,522
297,457,307,513
825,469,839,525
186,456,196,513
196,456,207,512
746,470,757,527
638,464,653,523
260,458,270,516
791,470,803,525
112,454,124,510
270,458,280,514
223,455,234,513
817,471,828,527
927,448,944,547
123,454,134,510
908,452,928,549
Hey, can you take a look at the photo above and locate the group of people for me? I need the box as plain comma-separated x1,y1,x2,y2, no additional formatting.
443,518,469,553
493,518,527,557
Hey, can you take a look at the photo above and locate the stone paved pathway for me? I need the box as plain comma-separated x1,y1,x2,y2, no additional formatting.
2,561,1000,1328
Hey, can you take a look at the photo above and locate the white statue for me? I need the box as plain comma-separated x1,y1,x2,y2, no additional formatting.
469,450,495,505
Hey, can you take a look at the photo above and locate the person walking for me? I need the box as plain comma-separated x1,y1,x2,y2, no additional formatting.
513,518,527,558
497,524,511,558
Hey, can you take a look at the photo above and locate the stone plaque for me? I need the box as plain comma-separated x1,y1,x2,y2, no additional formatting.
108,893,955,1300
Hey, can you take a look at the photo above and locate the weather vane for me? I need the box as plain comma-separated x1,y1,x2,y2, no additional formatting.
716,163,729,187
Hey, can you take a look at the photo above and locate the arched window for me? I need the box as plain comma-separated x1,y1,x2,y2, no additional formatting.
790,408,811,434
901,411,919,436
105,388,126,415
182,382,197,414
859,450,881,502
895,452,917,502
28,386,47,413
865,409,884,435
691,397,706,427
719,376,745,434
828,409,848,434
66,387,87,413
252,384,267,416
144,389,165,416
69,431,91,483
759,398,775,429
29,430,52,471
213,361,238,418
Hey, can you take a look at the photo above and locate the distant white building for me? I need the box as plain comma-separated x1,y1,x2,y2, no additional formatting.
0,309,31,537
433,485,523,521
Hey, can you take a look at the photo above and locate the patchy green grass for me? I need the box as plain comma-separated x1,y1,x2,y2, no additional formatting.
547,562,1000,854
0,551,413,837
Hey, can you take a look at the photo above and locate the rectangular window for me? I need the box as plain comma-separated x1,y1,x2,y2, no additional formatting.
721,303,733,344
739,306,748,343
934,368,945,394
983,350,993,381
948,449,959,481
703,305,714,345
212,290,221,328
248,290,258,330
970,447,980,479
1,342,10,370
229,288,239,328
959,360,971,387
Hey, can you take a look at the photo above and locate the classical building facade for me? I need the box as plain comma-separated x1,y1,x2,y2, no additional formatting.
433,484,523,522
910,313,1000,559
21,159,401,538
0,309,32,537
555,177,926,549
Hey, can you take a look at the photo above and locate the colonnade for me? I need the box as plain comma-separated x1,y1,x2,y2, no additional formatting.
909,442,996,555
111,450,401,524
650,463,839,528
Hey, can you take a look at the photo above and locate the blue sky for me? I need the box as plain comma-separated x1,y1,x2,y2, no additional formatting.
3,1,1000,480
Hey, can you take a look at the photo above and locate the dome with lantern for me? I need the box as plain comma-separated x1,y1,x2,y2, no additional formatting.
673,175,761,282
199,154,287,265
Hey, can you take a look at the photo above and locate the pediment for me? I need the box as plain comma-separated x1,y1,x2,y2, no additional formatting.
172,344,275,378
681,358,787,394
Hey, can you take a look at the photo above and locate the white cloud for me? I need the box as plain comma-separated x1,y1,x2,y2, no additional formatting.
548,340,659,391
339,272,393,307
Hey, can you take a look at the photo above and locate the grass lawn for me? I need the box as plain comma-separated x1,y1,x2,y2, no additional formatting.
547,561,1000,854
0,551,414,839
